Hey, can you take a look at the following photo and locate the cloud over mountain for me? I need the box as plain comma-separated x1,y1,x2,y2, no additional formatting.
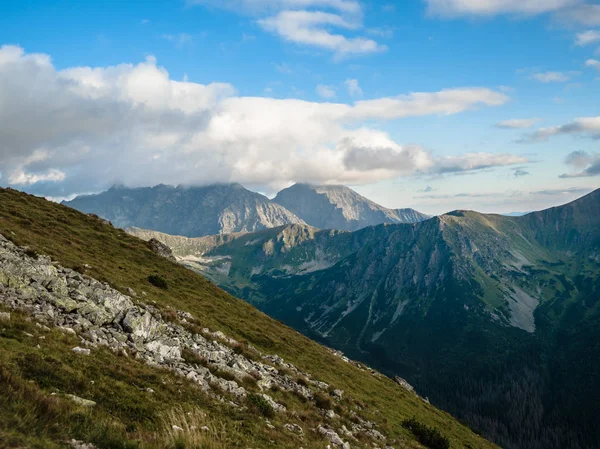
0,45,517,198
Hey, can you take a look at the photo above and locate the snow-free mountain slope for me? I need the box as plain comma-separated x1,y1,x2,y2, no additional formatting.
273,183,429,231
64,183,306,237
140,189,600,449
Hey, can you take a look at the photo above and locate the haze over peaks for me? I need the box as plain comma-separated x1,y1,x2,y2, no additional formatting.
64,183,429,237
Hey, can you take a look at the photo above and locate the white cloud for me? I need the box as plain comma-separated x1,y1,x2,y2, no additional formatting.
520,116,600,142
585,58,600,71
192,0,383,58
496,118,540,129
258,10,386,57
0,45,516,197
432,153,528,173
560,150,600,177
349,88,508,120
576,30,600,46
344,78,363,97
558,4,600,26
8,169,66,185
316,84,336,98
425,1,600,26
425,0,579,17
531,71,574,82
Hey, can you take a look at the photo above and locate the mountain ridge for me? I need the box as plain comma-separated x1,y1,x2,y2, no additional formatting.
273,183,429,231
0,186,498,449
63,183,306,237
132,188,600,449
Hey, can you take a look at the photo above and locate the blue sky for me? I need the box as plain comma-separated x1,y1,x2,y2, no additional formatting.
0,0,599,214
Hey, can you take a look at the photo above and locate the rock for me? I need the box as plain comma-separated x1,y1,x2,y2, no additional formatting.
65,394,96,407
172,425,184,431
318,426,348,448
283,423,304,435
59,326,77,336
394,376,415,393
122,310,162,342
69,439,97,449
0,232,361,438
325,409,336,419
126,287,137,297
0,311,10,322
72,347,91,355
261,394,287,413
148,238,176,261
332,389,344,399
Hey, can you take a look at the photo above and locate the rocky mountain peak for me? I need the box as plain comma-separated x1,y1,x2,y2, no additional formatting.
273,183,429,231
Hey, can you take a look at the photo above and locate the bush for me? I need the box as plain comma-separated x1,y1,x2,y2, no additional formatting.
296,376,309,387
314,392,333,410
147,274,168,290
246,393,275,418
402,417,450,449
240,375,258,390
24,248,38,259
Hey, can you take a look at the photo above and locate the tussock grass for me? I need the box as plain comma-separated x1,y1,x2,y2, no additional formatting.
159,406,230,449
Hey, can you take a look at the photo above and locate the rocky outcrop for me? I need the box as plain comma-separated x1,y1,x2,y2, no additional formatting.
148,238,176,261
0,232,392,447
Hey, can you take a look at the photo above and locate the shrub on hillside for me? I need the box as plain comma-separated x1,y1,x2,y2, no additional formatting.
246,393,275,418
314,391,333,410
402,417,450,449
147,274,168,290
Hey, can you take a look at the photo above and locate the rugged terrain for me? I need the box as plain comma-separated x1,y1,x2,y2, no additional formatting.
63,184,306,237
0,187,496,449
273,184,429,231
135,189,600,449
64,183,428,238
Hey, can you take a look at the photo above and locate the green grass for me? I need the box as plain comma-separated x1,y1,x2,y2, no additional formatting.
0,187,498,448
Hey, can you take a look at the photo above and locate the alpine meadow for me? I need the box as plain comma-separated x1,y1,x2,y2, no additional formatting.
1,1,599,449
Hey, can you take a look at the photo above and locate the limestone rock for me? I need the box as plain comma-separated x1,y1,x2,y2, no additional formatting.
65,394,96,407
72,347,91,356
148,238,176,261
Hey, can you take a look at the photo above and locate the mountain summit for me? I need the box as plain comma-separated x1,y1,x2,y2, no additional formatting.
273,183,429,231
63,183,305,237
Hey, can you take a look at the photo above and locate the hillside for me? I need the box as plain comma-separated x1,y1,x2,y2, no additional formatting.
0,187,497,449
140,189,600,449
273,184,429,231
63,184,306,237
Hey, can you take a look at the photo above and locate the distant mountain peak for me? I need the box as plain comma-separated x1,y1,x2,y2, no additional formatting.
273,183,429,231
64,183,305,237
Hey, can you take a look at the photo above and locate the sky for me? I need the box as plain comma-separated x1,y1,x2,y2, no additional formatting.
0,0,599,215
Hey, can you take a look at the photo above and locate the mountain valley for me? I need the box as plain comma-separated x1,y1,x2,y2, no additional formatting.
130,189,600,449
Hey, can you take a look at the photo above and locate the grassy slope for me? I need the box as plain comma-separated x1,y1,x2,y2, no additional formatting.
0,187,497,449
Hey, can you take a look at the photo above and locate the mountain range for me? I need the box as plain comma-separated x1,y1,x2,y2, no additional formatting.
129,189,600,449
64,183,428,237
0,186,497,449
